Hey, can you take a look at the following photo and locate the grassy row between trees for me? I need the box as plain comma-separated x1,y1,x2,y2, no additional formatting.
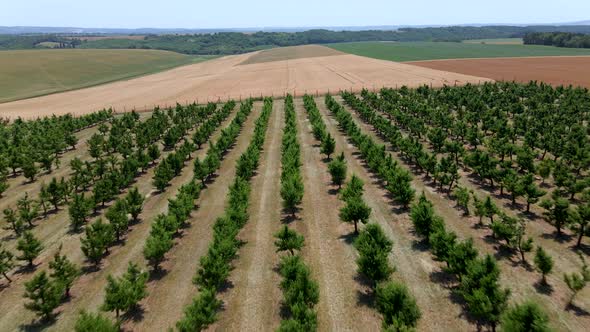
176,98,273,331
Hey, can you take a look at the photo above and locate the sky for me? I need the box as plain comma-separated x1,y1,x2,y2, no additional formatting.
2,0,589,29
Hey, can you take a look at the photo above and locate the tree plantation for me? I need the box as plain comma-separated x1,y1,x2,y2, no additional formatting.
1,82,589,331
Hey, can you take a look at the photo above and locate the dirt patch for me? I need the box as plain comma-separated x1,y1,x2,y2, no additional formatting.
409,56,590,88
0,50,490,120
240,45,345,65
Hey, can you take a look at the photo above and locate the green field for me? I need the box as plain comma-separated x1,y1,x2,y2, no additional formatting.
0,49,211,103
326,41,590,62
462,38,523,44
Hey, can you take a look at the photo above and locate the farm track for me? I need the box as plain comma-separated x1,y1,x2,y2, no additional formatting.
0,105,242,331
314,97,473,331
209,100,284,331
334,96,590,331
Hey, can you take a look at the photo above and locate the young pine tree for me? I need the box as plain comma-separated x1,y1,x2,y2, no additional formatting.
375,281,421,331
354,223,394,288
74,310,119,332
81,219,114,267
500,301,550,332
17,231,43,267
69,193,92,231
49,246,80,298
0,244,15,282
320,133,336,160
23,271,63,321
125,187,145,223
274,226,305,255
327,153,347,190
534,246,553,285
102,262,148,317
106,199,129,242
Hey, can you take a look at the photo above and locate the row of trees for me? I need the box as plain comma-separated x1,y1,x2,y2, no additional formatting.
524,32,590,48
176,98,273,331
325,94,415,208
276,96,320,330
280,95,304,217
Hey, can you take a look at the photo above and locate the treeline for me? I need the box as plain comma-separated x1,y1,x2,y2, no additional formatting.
5,25,590,54
524,32,590,48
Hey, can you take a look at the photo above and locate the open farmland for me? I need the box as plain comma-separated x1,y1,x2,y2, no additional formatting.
408,56,590,88
0,49,209,103
0,46,490,120
327,41,590,62
0,78,589,332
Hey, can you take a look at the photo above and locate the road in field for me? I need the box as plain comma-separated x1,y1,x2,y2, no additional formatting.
0,46,490,119
0,104,244,331
210,100,284,331
335,97,590,331
314,97,473,331
409,56,590,88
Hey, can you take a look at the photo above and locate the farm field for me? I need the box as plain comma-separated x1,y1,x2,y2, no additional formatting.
0,49,209,103
409,56,590,88
0,46,490,120
326,41,590,62
239,44,345,65
462,38,524,44
1,81,589,331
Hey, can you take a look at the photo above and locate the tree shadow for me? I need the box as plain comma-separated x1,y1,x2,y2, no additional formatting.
338,232,358,245
81,263,101,275
217,279,235,294
572,243,590,256
15,263,38,275
148,267,169,282
353,274,375,308
122,305,145,323
411,239,430,252
533,279,554,295
281,208,301,224
566,302,590,317
18,314,59,332
429,269,457,289
541,231,574,244
327,187,340,196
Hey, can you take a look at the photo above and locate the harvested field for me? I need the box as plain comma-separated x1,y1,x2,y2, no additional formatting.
408,56,590,88
0,46,489,119
0,49,205,103
239,45,345,65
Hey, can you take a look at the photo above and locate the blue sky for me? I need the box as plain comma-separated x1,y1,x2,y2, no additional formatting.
2,0,589,28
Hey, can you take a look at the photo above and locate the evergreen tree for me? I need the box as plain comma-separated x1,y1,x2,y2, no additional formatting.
354,223,394,287
446,238,479,279
500,301,550,332
17,192,39,227
375,281,421,331
143,226,173,272
281,175,304,217
327,153,347,189
534,247,553,285
430,228,457,267
176,289,221,332
23,271,63,321
540,195,572,236
49,246,80,298
453,186,471,215
410,193,444,242
461,255,510,332
102,262,148,317
274,226,305,255
563,255,590,305
74,310,118,332
81,219,114,266
125,187,145,223
320,133,336,160
106,199,129,242
147,144,160,164
153,160,173,192
17,231,43,267
0,244,15,282
3,207,24,236
21,156,39,182
69,193,92,231
339,195,372,234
